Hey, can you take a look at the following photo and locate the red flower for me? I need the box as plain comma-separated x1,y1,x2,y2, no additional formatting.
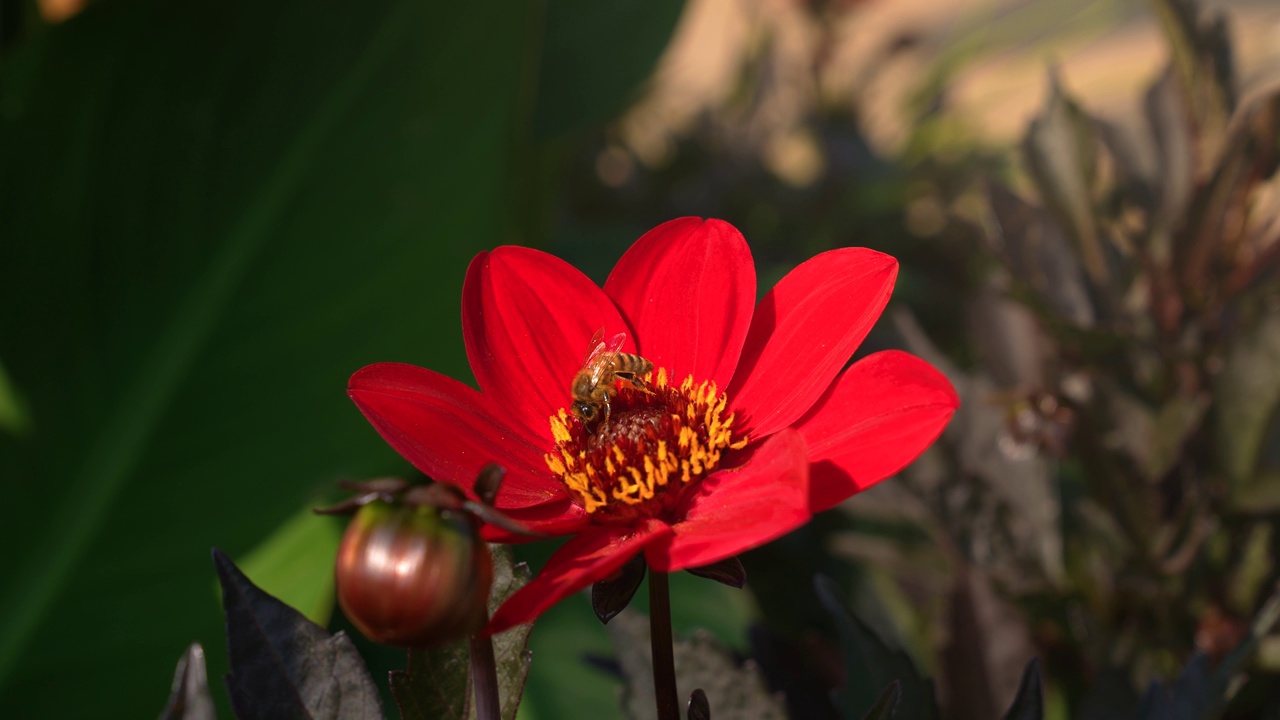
349,218,958,633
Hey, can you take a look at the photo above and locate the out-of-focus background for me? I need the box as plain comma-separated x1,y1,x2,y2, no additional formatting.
3,0,1280,717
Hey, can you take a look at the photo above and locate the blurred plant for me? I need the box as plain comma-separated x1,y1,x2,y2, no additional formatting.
863,0,1280,715
543,0,1280,716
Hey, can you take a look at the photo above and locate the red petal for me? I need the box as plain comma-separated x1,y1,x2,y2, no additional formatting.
348,363,564,508
462,247,630,439
486,519,672,634
647,429,810,572
479,498,590,543
727,248,897,438
796,350,958,511
604,218,756,388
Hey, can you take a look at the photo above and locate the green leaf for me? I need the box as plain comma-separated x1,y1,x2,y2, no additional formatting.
236,507,344,626
533,0,686,140
0,0,535,715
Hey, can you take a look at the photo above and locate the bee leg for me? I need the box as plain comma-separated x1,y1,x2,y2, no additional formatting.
617,373,655,396
600,396,612,433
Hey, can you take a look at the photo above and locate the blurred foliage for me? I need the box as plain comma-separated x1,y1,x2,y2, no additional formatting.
538,0,1280,715
907,0,1280,712
0,0,681,716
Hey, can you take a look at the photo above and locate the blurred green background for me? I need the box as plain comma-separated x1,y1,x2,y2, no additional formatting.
4,0,1280,717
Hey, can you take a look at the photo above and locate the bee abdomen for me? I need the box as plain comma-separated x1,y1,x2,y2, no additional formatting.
614,354,653,378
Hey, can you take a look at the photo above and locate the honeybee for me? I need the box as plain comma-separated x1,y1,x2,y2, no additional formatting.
570,329,654,431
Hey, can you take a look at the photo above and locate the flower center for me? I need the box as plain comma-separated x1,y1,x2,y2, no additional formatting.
544,368,747,522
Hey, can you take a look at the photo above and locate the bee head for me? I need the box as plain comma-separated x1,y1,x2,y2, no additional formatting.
572,401,598,423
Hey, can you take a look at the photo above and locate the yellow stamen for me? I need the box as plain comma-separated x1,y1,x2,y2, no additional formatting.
542,368,747,519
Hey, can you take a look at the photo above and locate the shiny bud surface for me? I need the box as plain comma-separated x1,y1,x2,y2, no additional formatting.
335,500,493,647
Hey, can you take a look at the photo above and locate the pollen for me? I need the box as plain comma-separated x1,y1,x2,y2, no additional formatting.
545,368,748,522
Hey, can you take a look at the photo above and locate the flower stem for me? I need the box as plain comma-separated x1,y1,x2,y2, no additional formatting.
648,568,680,720
469,610,500,720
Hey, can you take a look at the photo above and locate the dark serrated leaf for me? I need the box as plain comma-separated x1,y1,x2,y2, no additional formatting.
814,576,938,720
214,549,382,720
686,556,746,589
593,553,647,624
1000,658,1044,720
158,643,216,720
860,681,900,720
487,545,534,720
688,688,711,720
392,644,470,720
389,545,532,720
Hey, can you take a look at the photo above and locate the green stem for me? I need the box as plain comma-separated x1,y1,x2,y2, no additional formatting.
649,568,680,720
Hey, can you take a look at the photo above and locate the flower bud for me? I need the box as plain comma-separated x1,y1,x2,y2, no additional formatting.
335,500,493,647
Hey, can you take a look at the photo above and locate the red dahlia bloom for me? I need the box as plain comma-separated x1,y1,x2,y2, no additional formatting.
349,218,958,634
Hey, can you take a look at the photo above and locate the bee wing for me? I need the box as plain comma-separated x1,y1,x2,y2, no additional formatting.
603,332,627,354
582,331,628,386
582,328,606,365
